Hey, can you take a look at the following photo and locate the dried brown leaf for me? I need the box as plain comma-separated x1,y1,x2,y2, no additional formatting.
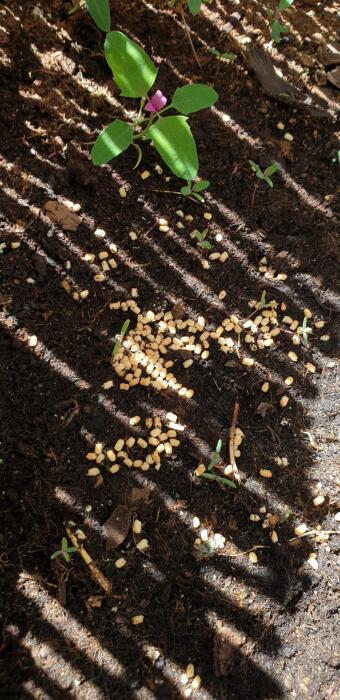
103,505,131,552
42,201,81,231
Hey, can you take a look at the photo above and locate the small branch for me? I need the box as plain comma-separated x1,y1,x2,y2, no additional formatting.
66,528,112,596
179,7,201,68
289,529,338,542
229,401,241,483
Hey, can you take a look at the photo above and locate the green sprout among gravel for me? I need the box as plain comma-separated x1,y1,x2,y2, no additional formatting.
113,318,130,356
199,439,237,489
192,228,213,250
51,537,77,563
208,47,237,77
249,160,279,188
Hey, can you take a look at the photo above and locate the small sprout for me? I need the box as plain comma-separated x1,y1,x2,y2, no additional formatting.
301,314,311,347
112,318,130,356
50,537,77,563
197,440,237,489
192,228,213,250
180,179,210,202
249,160,279,188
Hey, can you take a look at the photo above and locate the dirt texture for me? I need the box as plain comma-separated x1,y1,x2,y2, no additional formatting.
0,1,339,699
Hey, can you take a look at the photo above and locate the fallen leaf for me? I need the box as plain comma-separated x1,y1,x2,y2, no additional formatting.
214,621,246,677
86,595,103,609
256,402,272,419
42,201,81,231
103,505,131,551
128,487,151,507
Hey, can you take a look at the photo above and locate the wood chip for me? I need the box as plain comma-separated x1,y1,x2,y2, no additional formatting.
103,505,131,552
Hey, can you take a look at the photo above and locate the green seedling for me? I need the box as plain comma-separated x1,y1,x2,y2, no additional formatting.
208,47,237,78
192,228,213,250
51,537,77,563
113,318,130,356
181,179,210,202
249,160,279,188
85,0,111,32
270,0,294,44
301,315,312,348
198,440,237,489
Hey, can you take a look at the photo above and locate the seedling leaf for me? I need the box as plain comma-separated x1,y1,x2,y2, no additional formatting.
193,179,210,192
91,120,134,166
149,116,199,181
85,0,111,32
104,31,158,97
113,318,130,356
187,0,202,16
278,0,294,11
181,185,192,196
171,84,218,115
264,163,279,177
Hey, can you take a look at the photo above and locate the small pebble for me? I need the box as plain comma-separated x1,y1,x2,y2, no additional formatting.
115,558,126,568
305,362,316,373
129,231,137,241
334,512,340,522
180,674,188,686
136,538,149,551
288,351,298,362
192,676,201,690
276,122,285,130
140,170,150,180
28,335,38,347
249,551,258,564
313,495,325,507
307,555,318,570
294,523,307,537
186,663,195,679
102,380,113,389
200,528,208,542
218,290,226,300
87,467,100,476
285,376,294,385
280,395,289,408
133,519,142,534
261,382,270,393
132,615,144,625
284,132,294,142
119,186,127,198
203,212,212,220
259,469,272,478
271,530,278,544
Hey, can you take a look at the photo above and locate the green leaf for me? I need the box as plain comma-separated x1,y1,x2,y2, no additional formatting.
278,0,294,11
63,551,71,563
193,179,209,192
50,551,60,560
216,439,222,454
264,163,278,176
221,52,237,61
192,192,204,202
208,47,221,57
202,473,237,488
249,159,260,173
199,240,212,249
148,116,199,181
271,20,289,43
171,84,218,115
263,176,273,188
85,0,110,32
113,318,130,356
104,31,158,98
187,0,202,15
61,537,68,551
91,120,133,166
181,185,192,196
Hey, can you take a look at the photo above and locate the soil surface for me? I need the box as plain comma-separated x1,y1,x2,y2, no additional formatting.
0,1,339,698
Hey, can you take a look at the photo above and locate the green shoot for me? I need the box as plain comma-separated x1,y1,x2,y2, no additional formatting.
180,179,210,202
271,0,294,44
208,48,237,61
192,228,213,250
197,440,237,489
207,438,222,471
51,537,77,563
301,315,312,348
249,160,279,188
113,318,130,356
